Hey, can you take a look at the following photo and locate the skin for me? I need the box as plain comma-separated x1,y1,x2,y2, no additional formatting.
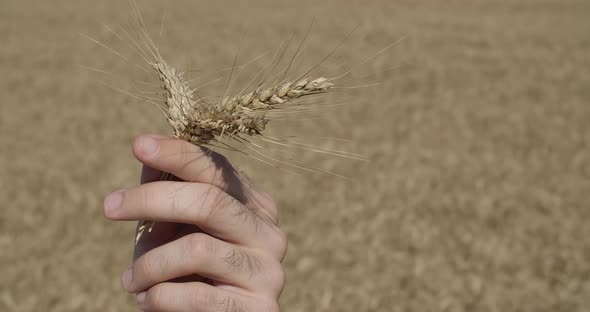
103,134,287,312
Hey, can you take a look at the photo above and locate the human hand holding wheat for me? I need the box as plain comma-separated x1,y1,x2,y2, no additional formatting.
89,4,394,309
104,134,286,312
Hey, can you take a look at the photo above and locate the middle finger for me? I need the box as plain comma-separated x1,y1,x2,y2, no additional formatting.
104,181,286,257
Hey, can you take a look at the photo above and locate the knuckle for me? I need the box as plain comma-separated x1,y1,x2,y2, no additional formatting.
136,253,167,281
184,233,216,262
190,283,217,308
168,183,190,219
224,248,262,275
257,299,281,312
228,197,252,223
268,259,286,295
138,186,151,212
145,284,166,310
137,183,161,214
169,193,182,219
272,229,288,260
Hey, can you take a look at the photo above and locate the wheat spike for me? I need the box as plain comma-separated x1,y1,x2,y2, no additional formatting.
153,60,333,146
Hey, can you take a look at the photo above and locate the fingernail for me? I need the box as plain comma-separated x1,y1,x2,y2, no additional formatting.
122,266,133,289
139,136,159,157
136,291,147,304
105,190,124,214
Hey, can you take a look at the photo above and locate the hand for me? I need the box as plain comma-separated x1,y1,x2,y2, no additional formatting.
103,134,287,312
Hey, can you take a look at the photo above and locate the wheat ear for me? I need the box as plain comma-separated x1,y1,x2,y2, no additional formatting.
154,60,333,145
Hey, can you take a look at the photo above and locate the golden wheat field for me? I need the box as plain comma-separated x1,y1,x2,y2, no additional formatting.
1,0,589,311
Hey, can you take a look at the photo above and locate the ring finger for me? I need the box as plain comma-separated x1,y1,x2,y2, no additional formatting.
124,233,284,297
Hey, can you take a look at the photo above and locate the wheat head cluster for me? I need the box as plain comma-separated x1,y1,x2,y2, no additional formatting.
154,59,334,146
101,5,343,241
87,3,395,241
139,60,334,241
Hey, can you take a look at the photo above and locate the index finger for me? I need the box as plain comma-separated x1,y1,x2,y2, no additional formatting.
132,135,277,220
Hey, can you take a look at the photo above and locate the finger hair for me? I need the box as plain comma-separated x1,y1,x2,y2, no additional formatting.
223,247,263,277
217,295,247,312
227,195,260,231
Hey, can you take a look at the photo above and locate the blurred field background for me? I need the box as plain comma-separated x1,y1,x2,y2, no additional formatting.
1,0,589,311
